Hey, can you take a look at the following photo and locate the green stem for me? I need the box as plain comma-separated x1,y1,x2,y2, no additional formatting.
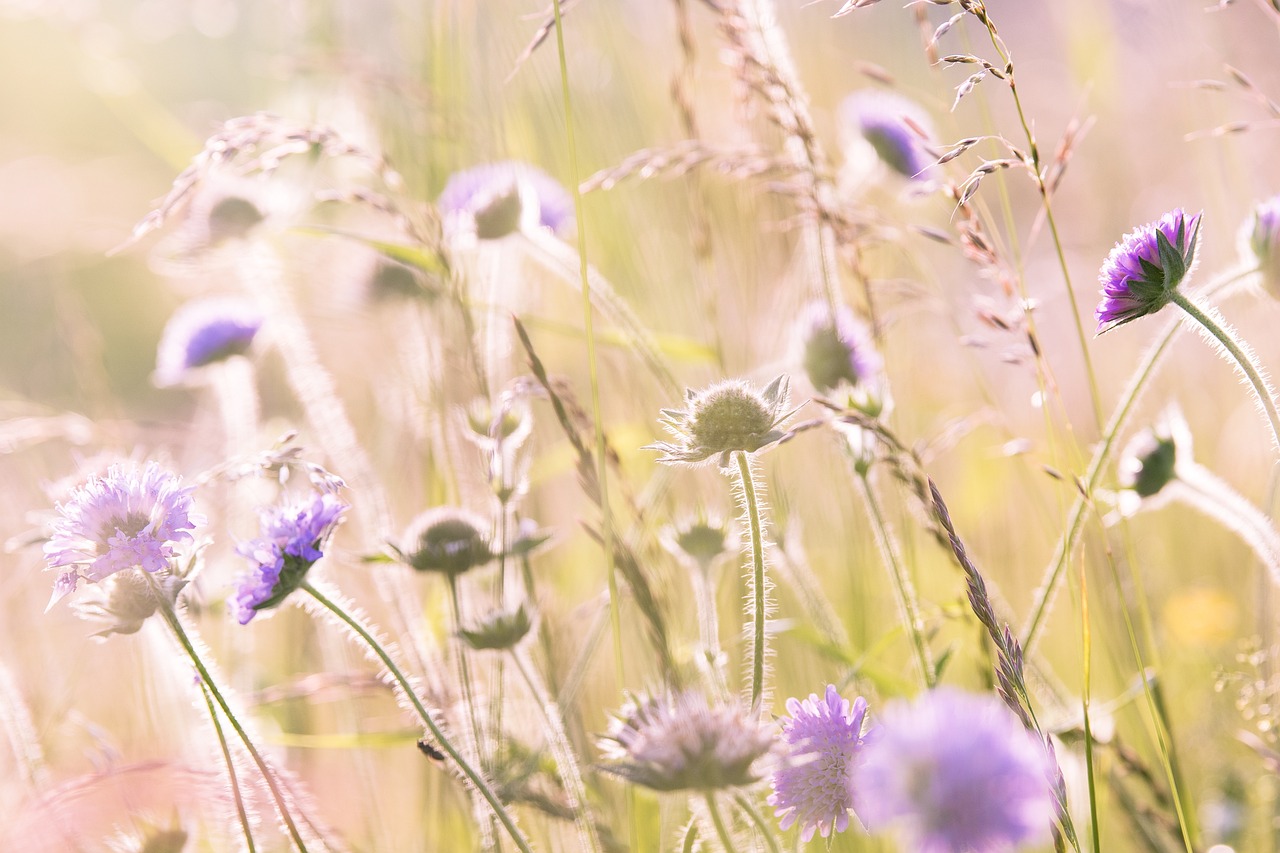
857,472,935,688
446,575,488,773
733,451,770,710
1021,266,1258,652
732,792,782,853
299,581,535,853
704,792,736,853
156,605,309,852
1080,569,1101,853
199,680,257,853
1169,288,1280,453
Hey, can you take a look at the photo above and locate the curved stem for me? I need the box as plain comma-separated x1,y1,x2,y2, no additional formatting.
704,792,736,853
733,451,770,710
1172,464,1280,583
1169,289,1280,454
857,472,935,688
199,680,257,853
299,581,535,853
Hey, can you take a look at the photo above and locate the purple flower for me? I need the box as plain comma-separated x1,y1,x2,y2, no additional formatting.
231,491,347,624
598,691,776,792
1246,196,1280,293
438,161,574,239
854,688,1054,853
154,296,263,387
1095,208,1202,334
840,90,935,181
799,302,882,394
43,462,200,607
768,685,868,842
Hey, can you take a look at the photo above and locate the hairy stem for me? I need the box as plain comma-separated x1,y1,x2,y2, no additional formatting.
733,451,770,710
200,680,257,853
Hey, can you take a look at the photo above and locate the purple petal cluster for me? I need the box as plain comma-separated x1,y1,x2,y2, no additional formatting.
44,462,200,606
854,688,1054,853
438,161,574,237
232,491,348,624
1095,208,1201,334
155,296,263,387
840,90,935,181
768,685,868,842
799,302,882,394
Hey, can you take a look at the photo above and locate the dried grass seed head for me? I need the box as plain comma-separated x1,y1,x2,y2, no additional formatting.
401,507,495,576
648,374,796,468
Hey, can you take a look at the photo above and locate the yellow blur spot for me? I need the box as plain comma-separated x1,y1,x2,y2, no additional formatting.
1162,588,1237,648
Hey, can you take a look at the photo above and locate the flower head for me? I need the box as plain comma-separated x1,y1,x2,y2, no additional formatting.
439,161,574,239
769,685,869,842
44,462,200,607
400,507,495,576
854,688,1054,853
648,374,796,468
458,603,535,652
1245,195,1280,295
1120,406,1192,501
154,296,263,387
661,515,735,574
798,302,882,394
231,491,347,624
1096,208,1202,334
72,569,188,638
598,691,776,792
840,90,935,181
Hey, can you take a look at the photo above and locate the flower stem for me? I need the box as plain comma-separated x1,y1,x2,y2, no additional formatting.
857,472,935,688
156,604,309,852
732,791,782,853
446,574,488,775
1171,463,1280,583
733,451,770,710
1169,288,1280,454
704,792,736,853
199,679,257,853
299,581,535,853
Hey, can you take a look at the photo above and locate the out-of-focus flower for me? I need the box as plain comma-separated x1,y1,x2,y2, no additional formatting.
400,507,495,576
231,491,347,624
798,302,882,394
854,688,1054,853
768,684,869,843
458,603,535,652
661,515,734,574
1095,208,1202,334
44,462,200,608
598,691,776,792
1245,196,1280,295
72,570,188,639
154,296,263,387
1119,406,1191,502
647,375,796,468
438,161,574,239
840,90,935,181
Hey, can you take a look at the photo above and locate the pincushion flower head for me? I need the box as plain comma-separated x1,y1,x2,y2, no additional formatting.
44,462,201,608
798,302,882,395
854,688,1055,853
648,374,797,468
1095,208,1202,334
231,490,347,624
768,685,869,843
840,90,935,181
154,296,263,387
1119,406,1192,503
438,161,574,240
1245,195,1280,296
400,507,495,576
597,691,776,792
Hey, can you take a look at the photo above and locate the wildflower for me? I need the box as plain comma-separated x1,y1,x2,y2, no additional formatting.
1119,407,1191,501
44,462,200,607
367,259,437,302
72,570,188,638
1095,208,1202,334
768,685,869,842
647,374,796,468
798,302,882,395
598,691,776,792
662,516,734,573
1245,195,1280,295
458,603,535,652
438,161,574,239
400,507,495,576
854,688,1054,853
231,491,347,624
840,90,935,181
154,296,263,387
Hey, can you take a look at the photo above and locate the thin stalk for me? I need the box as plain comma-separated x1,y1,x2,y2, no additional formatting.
733,451,770,710
1080,562,1101,853
446,575,488,773
691,565,728,699
1169,289,1280,454
1021,265,1258,652
704,792,737,853
299,580,534,853
155,604,309,852
1172,464,1280,581
510,647,602,853
200,680,257,853
857,472,935,688
732,792,782,853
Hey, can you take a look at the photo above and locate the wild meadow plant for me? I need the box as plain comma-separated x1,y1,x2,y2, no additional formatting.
12,0,1280,851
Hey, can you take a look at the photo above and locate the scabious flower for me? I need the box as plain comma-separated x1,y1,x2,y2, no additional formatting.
1119,406,1191,502
154,296,263,387
768,685,869,843
438,161,574,239
798,302,882,395
400,507,495,576
1244,195,1280,295
1095,208,1202,334
231,491,347,624
647,374,796,468
854,688,1054,853
44,462,200,607
840,90,935,181
458,603,535,652
598,691,776,792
